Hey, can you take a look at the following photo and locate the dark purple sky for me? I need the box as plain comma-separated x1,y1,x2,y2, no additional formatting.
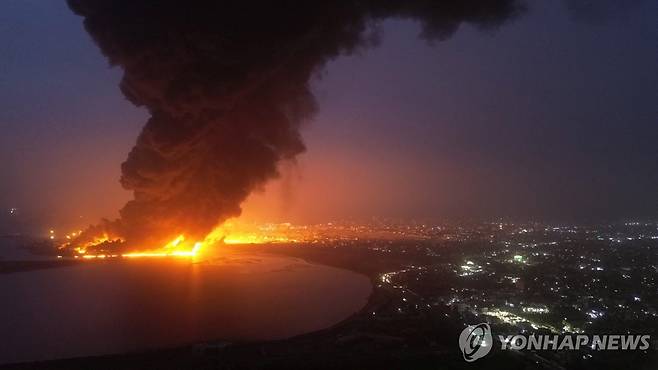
1,1,656,233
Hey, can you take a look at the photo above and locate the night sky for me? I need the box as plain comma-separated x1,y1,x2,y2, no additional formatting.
1,0,656,234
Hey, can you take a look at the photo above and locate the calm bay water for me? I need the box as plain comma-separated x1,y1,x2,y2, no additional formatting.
0,253,371,364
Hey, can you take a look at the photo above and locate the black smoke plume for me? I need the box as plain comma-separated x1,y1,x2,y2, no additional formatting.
67,0,524,249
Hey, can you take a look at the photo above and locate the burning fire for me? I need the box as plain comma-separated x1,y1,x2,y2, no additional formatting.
57,220,299,260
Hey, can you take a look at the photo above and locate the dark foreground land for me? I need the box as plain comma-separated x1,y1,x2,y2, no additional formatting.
0,295,524,370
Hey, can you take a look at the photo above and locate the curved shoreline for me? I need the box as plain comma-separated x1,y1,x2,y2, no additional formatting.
0,249,375,366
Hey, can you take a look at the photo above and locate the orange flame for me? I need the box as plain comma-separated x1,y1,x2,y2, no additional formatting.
60,220,302,260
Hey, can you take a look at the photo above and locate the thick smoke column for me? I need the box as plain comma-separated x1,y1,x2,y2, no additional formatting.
67,0,524,249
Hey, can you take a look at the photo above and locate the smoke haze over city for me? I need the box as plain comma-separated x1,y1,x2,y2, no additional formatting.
0,0,656,235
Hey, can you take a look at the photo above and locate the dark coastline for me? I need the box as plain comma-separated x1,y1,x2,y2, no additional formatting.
0,260,83,274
